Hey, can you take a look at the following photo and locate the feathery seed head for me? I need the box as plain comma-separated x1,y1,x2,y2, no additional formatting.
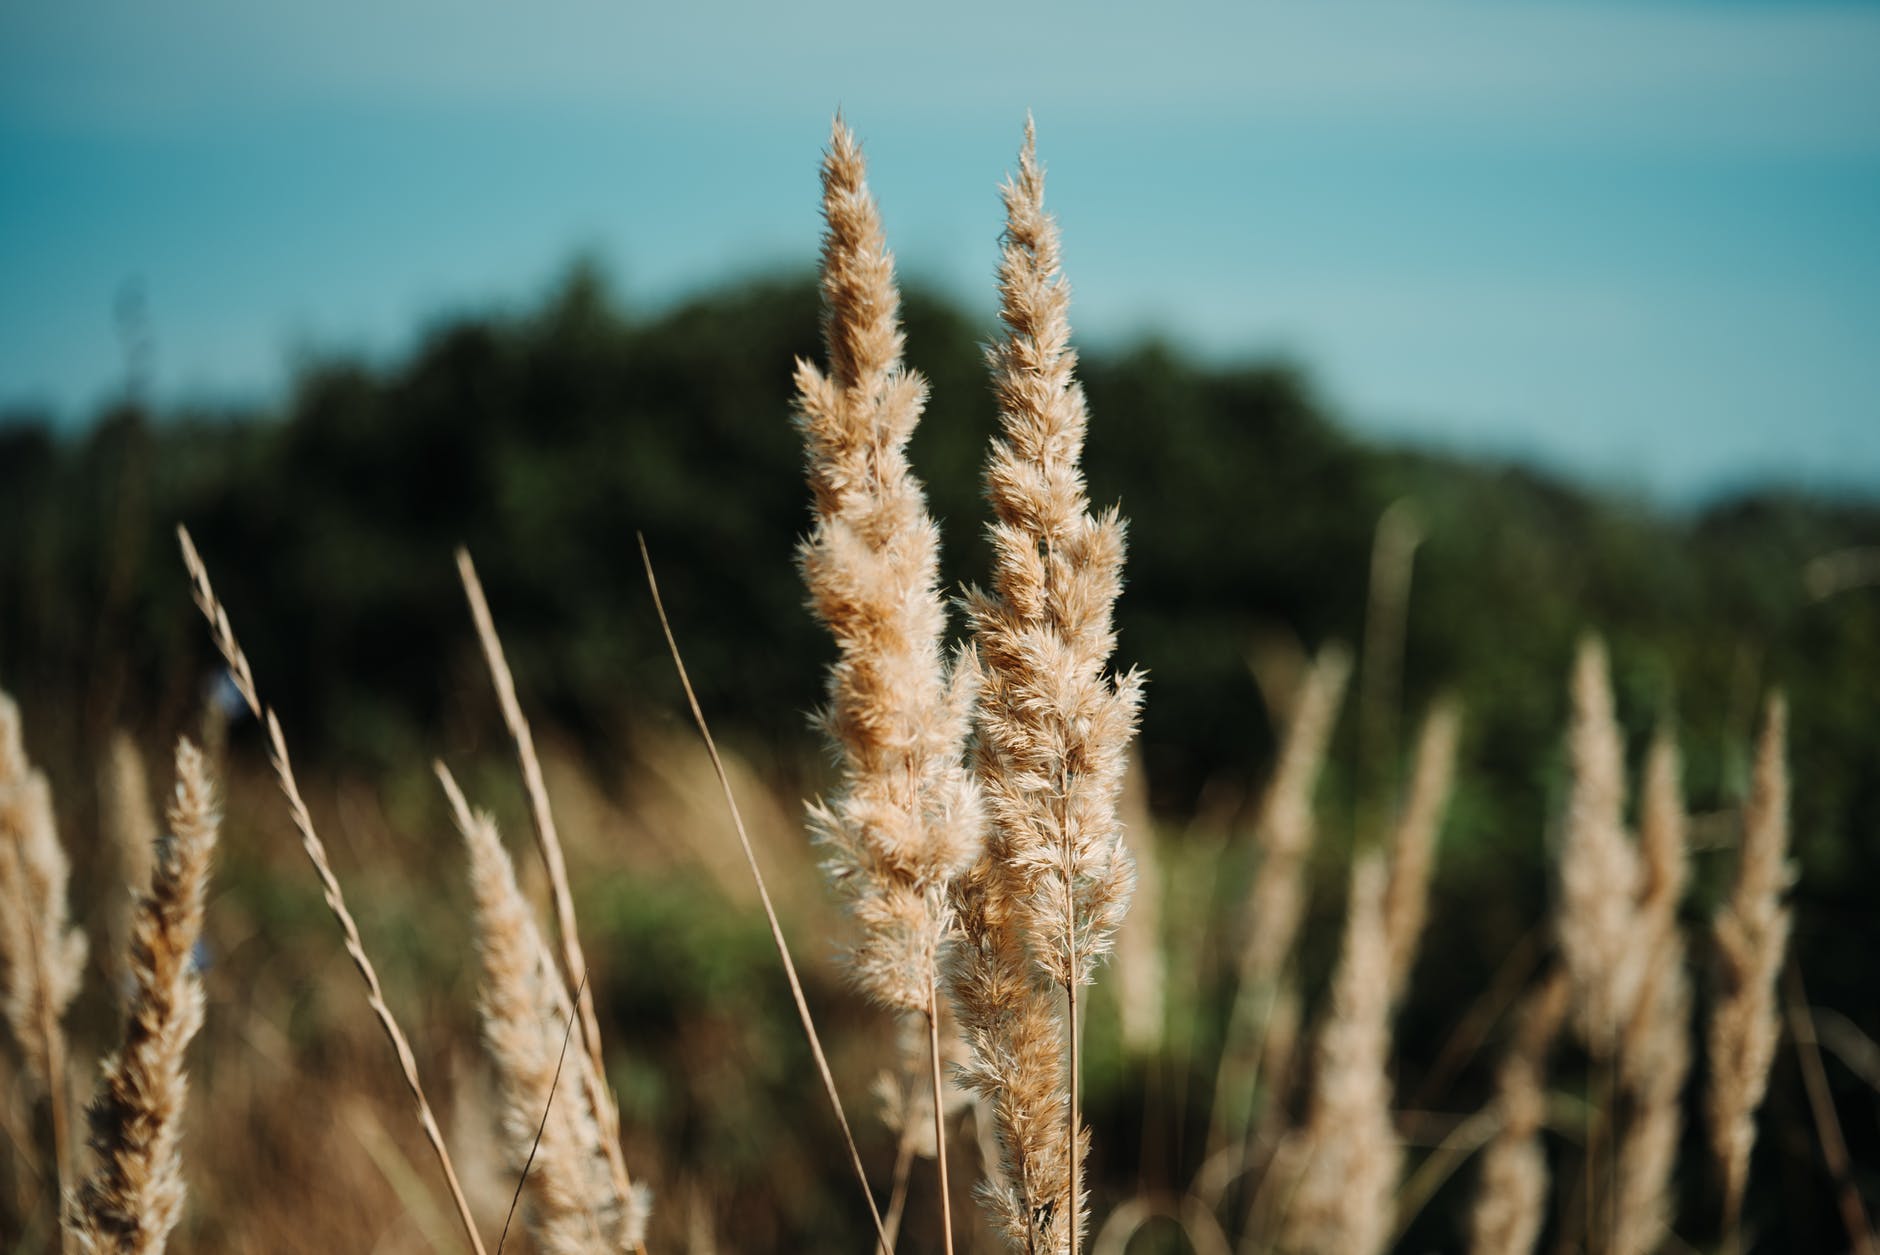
1636,725,1688,942
1706,693,1793,1224
0,688,88,1096
1470,969,1570,1255
1613,725,1693,1255
1382,697,1461,1002
71,738,220,1255
1284,853,1401,1255
1557,636,1644,1053
949,122,1141,1253
445,768,633,1254
795,115,985,1016
1241,645,1352,990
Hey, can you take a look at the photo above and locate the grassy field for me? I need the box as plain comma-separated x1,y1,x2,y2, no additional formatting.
1,120,1876,1254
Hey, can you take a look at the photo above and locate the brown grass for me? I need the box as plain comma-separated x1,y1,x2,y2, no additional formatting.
99,734,159,1005
1208,644,1352,1157
1557,637,1643,1057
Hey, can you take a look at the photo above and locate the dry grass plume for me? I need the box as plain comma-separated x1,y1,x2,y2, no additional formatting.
1208,644,1351,1154
439,764,647,1255
1241,646,1353,993
1469,969,1571,1255
68,739,220,1255
100,734,159,1005
1706,695,1793,1235
1557,638,1643,1055
1382,698,1461,1003
456,548,641,1247
0,689,88,1201
792,118,986,1253
1612,728,1692,1255
1280,853,1400,1255
954,118,1142,1255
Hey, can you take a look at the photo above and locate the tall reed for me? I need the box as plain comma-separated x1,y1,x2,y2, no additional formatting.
439,764,646,1255
1557,637,1642,1056
1706,695,1792,1239
1241,648,1353,994
1209,644,1351,1154
100,733,159,1006
1469,970,1571,1255
792,117,984,1253
639,535,892,1253
175,526,489,1255
1111,757,1163,1057
1613,728,1691,1255
1382,698,1461,1004
456,548,641,1248
68,739,219,1255
1280,853,1400,1255
955,119,1143,1255
0,689,87,1208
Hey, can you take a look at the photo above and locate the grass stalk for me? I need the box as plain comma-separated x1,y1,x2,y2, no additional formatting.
456,547,640,1251
639,533,890,1255
176,524,489,1255
928,979,955,1255
1783,960,1874,1255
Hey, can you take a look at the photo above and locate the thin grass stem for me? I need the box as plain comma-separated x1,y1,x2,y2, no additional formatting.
638,533,890,1255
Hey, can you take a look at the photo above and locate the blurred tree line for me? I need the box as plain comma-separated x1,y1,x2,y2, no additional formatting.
1,262,1877,1240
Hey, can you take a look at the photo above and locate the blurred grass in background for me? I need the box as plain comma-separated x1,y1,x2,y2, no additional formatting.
1,264,1876,1250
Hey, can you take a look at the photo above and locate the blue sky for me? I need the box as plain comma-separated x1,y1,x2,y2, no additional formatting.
3,1,1878,500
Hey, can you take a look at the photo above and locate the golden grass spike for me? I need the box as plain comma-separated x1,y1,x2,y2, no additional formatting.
70,739,220,1255
957,114,1143,1255
1110,755,1163,1056
794,117,985,1255
175,525,490,1255
1242,646,1353,991
794,112,983,1017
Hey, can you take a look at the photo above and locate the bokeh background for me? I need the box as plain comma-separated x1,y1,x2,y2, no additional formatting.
2,3,1877,1251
